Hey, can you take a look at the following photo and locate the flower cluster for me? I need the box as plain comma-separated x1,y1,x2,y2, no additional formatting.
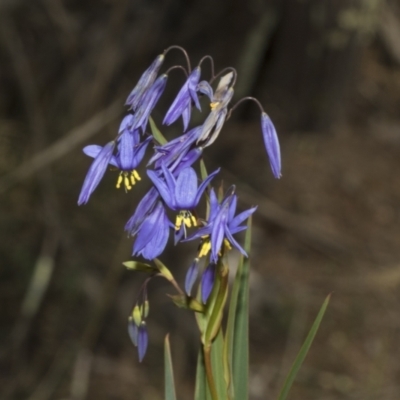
78,46,281,361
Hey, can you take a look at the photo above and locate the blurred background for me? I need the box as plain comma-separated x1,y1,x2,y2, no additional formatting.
1,0,400,399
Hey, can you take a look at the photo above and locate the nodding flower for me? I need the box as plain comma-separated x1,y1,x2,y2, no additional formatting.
125,54,165,111
261,112,281,179
147,164,219,241
185,188,257,262
163,66,202,131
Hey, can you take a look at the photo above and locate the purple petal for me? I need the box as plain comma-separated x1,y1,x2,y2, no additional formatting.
83,145,102,158
197,81,214,100
125,187,159,235
137,324,148,362
201,263,216,303
117,130,135,170
261,112,281,179
119,114,135,133
147,170,173,208
182,104,191,132
229,206,257,229
185,259,199,296
194,168,220,206
78,141,115,205
132,74,168,131
225,228,247,257
174,167,198,209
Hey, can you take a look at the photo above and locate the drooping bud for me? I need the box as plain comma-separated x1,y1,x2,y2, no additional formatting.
261,112,281,179
201,263,216,303
137,323,149,362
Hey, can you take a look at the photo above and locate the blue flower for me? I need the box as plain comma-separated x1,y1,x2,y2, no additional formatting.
125,54,165,111
132,201,170,260
163,67,201,131
131,74,168,132
81,120,151,192
186,188,257,262
148,164,219,237
261,112,281,179
78,141,116,205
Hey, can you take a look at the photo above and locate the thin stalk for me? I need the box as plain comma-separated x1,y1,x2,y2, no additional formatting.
204,345,219,400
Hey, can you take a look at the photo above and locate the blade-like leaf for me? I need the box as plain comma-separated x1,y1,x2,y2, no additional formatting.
195,347,210,400
210,328,228,399
277,294,331,400
231,216,252,400
149,116,167,145
164,335,177,400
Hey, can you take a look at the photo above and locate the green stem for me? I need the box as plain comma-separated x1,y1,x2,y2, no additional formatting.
204,345,219,400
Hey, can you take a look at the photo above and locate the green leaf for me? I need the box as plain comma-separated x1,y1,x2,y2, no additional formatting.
200,158,209,181
149,116,167,145
277,294,331,400
122,261,155,274
195,347,210,400
164,335,177,400
210,328,229,399
205,260,229,345
230,216,252,400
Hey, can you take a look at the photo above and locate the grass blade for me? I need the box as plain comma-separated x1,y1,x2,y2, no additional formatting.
164,335,177,400
210,328,228,399
277,294,331,400
149,116,167,145
231,216,252,400
195,347,210,400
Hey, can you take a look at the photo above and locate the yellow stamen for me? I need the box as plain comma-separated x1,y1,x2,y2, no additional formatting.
184,216,192,228
210,102,219,110
224,239,232,251
124,176,132,191
175,215,183,230
198,239,211,258
133,170,141,181
191,215,197,226
116,174,123,189
130,173,136,186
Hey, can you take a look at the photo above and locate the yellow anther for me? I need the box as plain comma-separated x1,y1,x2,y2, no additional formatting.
130,173,136,186
224,239,232,251
116,174,123,189
184,217,192,228
175,215,183,230
124,176,132,191
198,240,211,258
210,101,219,110
191,215,197,227
133,170,141,181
